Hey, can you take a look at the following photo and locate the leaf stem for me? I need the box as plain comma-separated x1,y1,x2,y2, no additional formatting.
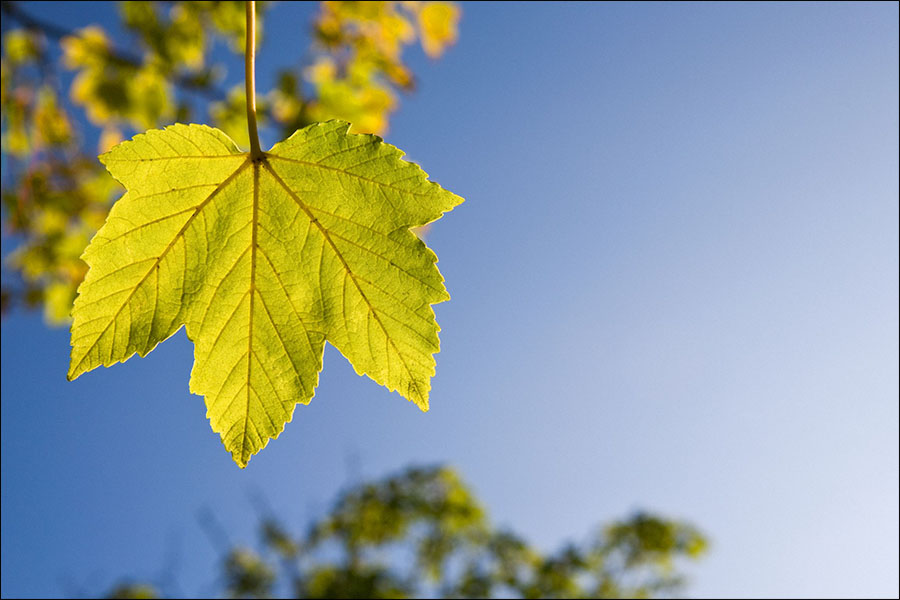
245,0,262,159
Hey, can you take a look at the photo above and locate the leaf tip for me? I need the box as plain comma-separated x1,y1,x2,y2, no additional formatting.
411,389,430,413
66,359,83,382
230,447,252,469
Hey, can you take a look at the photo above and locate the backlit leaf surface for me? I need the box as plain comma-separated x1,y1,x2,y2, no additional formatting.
68,121,462,466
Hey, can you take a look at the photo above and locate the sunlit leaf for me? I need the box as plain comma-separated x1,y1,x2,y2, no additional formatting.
68,121,462,466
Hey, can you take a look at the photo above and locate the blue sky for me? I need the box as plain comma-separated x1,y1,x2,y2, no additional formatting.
2,2,898,598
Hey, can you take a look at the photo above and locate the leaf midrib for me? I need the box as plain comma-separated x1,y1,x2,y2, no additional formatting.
240,161,261,465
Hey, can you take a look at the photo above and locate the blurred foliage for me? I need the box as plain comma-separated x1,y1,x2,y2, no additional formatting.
1,0,460,323
106,582,158,599
106,465,707,599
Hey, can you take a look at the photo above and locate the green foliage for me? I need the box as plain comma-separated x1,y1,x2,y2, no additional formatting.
107,465,708,599
106,582,158,599
68,121,462,466
1,1,460,323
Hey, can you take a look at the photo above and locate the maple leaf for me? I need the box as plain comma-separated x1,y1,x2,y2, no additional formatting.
68,120,462,466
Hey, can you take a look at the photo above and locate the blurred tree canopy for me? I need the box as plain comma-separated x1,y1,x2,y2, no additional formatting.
0,0,461,323
106,465,707,599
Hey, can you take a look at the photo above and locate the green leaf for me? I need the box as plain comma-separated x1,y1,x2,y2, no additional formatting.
68,121,462,467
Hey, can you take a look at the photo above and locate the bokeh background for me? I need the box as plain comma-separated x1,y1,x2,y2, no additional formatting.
2,2,898,597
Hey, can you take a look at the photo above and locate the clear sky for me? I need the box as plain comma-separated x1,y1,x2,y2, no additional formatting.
2,2,898,598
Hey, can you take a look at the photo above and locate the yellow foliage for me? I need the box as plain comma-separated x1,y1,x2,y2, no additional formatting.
418,2,460,58
306,1,460,134
64,26,175,131
34,87,73,148
3,29,41,65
